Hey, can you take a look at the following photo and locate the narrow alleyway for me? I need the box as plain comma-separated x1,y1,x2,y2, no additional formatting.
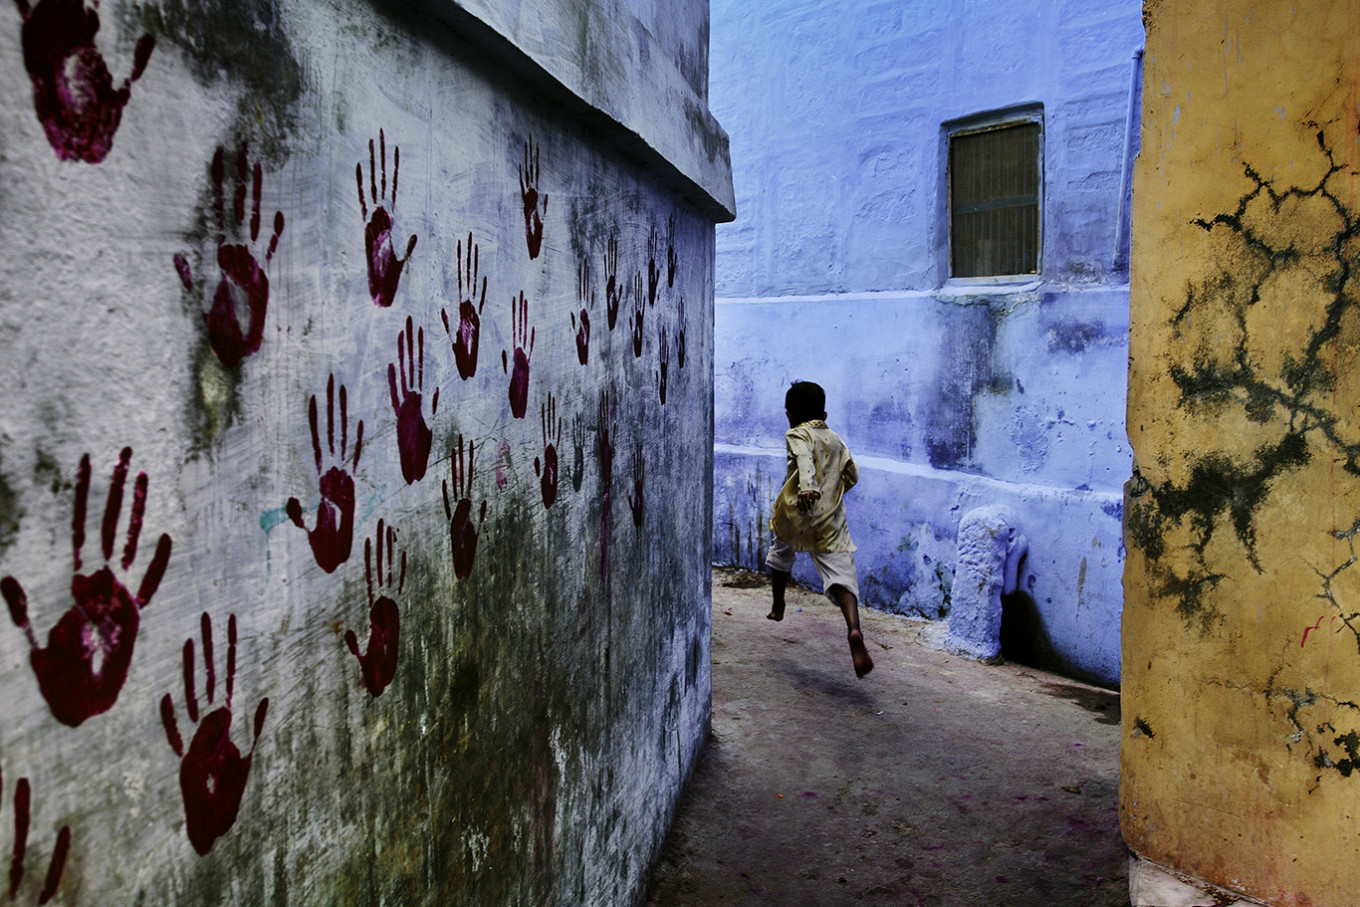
646,568,1128,907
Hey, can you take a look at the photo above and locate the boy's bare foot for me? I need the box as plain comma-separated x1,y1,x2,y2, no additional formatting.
767,602,785,621
849,629,874,678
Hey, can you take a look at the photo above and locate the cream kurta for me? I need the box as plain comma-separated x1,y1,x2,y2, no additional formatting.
769,420,858,552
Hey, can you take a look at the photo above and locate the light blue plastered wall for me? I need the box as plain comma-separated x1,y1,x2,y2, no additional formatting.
710,0,1142,686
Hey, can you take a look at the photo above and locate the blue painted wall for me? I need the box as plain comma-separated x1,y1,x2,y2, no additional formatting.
710,0,1143,686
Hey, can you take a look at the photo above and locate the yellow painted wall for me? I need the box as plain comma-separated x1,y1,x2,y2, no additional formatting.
1123,2,1360,904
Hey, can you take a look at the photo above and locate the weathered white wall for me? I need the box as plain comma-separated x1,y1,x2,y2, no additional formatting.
710,0,1140,685
0,0,730,903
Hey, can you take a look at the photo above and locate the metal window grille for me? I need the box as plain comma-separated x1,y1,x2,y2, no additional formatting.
949,121,1040,277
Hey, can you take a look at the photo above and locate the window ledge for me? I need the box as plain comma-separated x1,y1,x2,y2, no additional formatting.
938,276,1042,298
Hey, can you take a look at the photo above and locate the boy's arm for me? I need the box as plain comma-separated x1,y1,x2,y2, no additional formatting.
843,456,859,492
786,431,821,509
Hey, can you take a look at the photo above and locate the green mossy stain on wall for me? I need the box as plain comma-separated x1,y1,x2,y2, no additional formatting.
123,0,304,161
0,445,21,556
1131,120,1360,635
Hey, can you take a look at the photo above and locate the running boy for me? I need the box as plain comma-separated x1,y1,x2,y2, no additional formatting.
765,381,874,678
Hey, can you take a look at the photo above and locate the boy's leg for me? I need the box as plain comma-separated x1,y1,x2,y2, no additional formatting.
811,551,874,678
765,535,797,621
830,583,874,678
769,569,790,621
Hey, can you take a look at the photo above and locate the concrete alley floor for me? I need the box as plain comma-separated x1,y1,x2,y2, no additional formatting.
646,568,1129,907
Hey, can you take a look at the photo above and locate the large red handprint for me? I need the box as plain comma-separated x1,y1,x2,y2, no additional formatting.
533,394,561,510
440,233,487,380
604,233,621,330
2,768,71,905
627,441,645,528
286,376,363,574
345,520,404,698
518,136,547,259
388,316,438,484
501,292,535,419
571,257,592,365
15,0,154,163
160,613,269,856
1,448,172,727
173,143,285,368
357,129,417,307
443,436,486,581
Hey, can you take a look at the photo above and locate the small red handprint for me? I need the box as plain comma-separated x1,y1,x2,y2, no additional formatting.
388,316,438,485
533,394,561,510
15,0,154,163
173,143,285,368
656,324,670,405
629,273,646,359
443,436,487,581
2,768,71,905
160,613,269,856
627,442,645,528
604,233,621,330
647,222,661,307
2,448,172,727
571,257,592,365
440,233,487,380
570,416,588,493
286,375,363,574
501,291,535,419
518,136,547,259
345,520,405,697
666,212,678,289
676,295,687,369
357,129,417,308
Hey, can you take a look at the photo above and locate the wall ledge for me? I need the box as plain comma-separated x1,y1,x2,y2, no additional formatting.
390,0,736,222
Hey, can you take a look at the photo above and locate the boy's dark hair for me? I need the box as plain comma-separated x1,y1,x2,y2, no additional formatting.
785,381,826,424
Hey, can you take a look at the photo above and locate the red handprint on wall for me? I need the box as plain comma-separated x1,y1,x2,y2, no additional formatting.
501,291,535,419
160,613,268,856
627,442,645,528
286,376,363,574
14,0,154,163
656,324,670,405
646,222,661,307
676,295,687,369
440,233,487,380
533,394,561,510
357,129,417,308
443,436,486,580
1,448,172,727
388,316,438,484
345,520,405,698
597,388,616,583
666,212,678,289
2,769,71,905
173,144,285,368
604,233,621,330
570,416,587,493
518,136,547,259
629,273,645,359
571,257,592,365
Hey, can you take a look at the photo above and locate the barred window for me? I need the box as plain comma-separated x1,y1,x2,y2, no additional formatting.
949,118,1042,278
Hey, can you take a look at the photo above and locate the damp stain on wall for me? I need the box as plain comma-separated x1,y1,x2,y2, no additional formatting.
1129,121,1360,637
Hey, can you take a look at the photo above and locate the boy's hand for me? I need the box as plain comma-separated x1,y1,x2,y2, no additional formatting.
797,489,821,512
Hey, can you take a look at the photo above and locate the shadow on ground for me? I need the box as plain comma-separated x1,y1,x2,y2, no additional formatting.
646,568,1129,907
